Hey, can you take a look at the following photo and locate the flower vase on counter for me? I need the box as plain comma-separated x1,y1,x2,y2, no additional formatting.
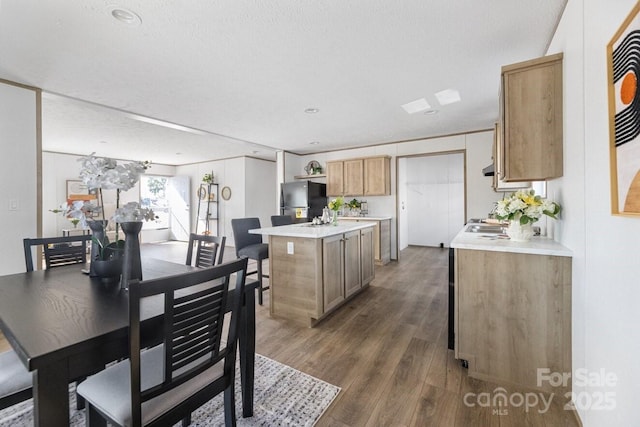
332,210,338,225
505,220,534,242
120,221,143,290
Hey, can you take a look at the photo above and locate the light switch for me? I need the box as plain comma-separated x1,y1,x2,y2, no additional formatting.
8,199,18,211
287,241,294,255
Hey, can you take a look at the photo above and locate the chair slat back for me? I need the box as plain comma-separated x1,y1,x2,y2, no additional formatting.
186,233,226,268
23,235,91,272
128,258,248,426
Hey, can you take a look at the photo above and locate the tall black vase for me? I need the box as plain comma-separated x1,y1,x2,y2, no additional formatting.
120,221,143,290
87,220,108,277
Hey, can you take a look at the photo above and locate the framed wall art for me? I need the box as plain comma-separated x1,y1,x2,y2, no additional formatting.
607,2,640,216
66,180,97,201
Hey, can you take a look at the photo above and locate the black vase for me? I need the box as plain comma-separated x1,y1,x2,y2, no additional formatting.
120,221,143,290
91,257,123,283
87,220,108,277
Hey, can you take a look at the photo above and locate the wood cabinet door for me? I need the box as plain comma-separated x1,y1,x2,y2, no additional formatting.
502,53,563,181
343,159,364,196
343,230,361,297
364,156,390,196
322,234,344,312
360,227,375,285
326,161,344,196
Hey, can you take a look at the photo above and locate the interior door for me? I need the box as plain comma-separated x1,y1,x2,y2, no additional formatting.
167,175,190,241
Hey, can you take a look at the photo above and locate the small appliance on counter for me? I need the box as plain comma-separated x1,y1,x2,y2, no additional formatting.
280,181,327,223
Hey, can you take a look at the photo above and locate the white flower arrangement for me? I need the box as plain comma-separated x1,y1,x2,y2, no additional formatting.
113,202,157,223
49,200,102,228
494,189,561,224
78,154,148,192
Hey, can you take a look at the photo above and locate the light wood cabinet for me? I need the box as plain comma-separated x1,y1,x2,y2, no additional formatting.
326,156,391,196
500,53,563,181
364,156,391,196
322,234,345,311
326,161,344,196
455,249,571,393
338,218,391,265
492,123,530,191
360,226,375,285
343,230,362,298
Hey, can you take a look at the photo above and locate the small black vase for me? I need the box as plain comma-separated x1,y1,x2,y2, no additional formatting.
120,221,143,290
91,257,123,283
87,220,108,277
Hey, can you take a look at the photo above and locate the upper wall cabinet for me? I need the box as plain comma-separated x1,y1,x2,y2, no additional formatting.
500,53,563,182
327,156,391,197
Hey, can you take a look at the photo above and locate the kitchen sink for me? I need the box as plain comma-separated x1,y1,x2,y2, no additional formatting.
465,224,505,234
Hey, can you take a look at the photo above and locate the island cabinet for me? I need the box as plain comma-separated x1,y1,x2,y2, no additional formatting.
455,248,572,393
499,52,563,181
338,217,391,265
259,222,376,326
326,156,391,197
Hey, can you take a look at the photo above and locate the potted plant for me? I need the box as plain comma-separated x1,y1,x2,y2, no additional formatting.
202,173,214,184
347,198,361,216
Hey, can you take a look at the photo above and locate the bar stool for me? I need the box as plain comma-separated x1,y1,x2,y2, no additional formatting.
231,218,269,305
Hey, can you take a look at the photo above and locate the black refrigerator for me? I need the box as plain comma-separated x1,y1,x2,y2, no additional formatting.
280,181,327,223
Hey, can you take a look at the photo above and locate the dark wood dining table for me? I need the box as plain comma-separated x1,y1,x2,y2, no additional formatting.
0,258,257,427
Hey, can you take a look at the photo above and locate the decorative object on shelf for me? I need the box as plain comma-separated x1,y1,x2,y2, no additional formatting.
607,2,640,215
494,189,561,242
202,173,214,184
347,198,362,216
196,175,219,236
304,160,322,175
221,186,232,200
328,196,344,225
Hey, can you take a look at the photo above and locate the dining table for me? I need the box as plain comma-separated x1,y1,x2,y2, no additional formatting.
0,258,258,427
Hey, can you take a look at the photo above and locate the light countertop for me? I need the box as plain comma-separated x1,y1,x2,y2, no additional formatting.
249,221,376,239
450,226,572,257
337,216,392,221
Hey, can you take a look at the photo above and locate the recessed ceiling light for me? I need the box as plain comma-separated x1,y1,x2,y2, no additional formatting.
435,89,461,105
99,140,108,144
309,141,320,145
176,152,182,155
110,7,142,26
304,108,319,114
401,98,431,114
423,109,439,115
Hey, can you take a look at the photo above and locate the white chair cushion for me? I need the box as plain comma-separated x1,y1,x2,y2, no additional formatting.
76,345,224,427
0,350,32,398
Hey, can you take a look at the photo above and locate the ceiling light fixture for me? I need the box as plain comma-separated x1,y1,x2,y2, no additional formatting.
401,98,431,114
309,141,320,145
304,108,319,114
435,89,461,105
424,109,439,115
110,7,142,26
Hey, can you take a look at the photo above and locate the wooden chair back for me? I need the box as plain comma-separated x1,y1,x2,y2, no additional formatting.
23,235,91,272
127,258,248,426
185,233,226,268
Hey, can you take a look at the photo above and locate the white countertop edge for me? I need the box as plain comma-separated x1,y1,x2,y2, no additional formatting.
249,221,376,239
450,229,573,257
337,216,392,221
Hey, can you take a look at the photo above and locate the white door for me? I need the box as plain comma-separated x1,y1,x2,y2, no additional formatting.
167,176,190,241
405,153,464,247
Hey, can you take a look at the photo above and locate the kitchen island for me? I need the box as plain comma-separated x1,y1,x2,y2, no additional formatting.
450,224,572,393
250,221,376,326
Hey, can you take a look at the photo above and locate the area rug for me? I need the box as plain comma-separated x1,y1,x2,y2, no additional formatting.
0,354,340,427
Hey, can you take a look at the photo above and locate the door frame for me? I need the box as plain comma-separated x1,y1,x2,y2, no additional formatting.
395,150,467,262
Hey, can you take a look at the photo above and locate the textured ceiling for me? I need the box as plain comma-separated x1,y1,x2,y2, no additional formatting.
0,0,567,166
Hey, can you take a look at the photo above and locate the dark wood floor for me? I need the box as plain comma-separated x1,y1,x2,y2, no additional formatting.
0,243,580,426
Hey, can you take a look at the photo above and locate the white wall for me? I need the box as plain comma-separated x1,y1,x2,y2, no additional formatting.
283,131,502,259
548,0,639,425
0,81,38,275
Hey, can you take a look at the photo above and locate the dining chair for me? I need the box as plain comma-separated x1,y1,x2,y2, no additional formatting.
185,233,226,268
76,258,248,427
4,235,94,413
23,234,92,272
231,217,269,305
270,215,293,227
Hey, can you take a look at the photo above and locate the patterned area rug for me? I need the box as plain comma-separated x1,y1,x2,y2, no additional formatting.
0,354,340,427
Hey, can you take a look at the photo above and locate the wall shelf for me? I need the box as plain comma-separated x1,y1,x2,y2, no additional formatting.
294,174,326,179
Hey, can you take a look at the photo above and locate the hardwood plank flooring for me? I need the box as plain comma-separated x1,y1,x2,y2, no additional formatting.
0,243,579,426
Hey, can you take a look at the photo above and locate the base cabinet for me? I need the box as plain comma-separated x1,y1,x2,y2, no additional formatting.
338,218,391,265
455,249,571,393
269,226,375,326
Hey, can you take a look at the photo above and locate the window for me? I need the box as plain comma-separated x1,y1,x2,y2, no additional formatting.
140,176,169,230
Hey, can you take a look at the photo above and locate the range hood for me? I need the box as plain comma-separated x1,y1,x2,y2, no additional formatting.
482,163,495,176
